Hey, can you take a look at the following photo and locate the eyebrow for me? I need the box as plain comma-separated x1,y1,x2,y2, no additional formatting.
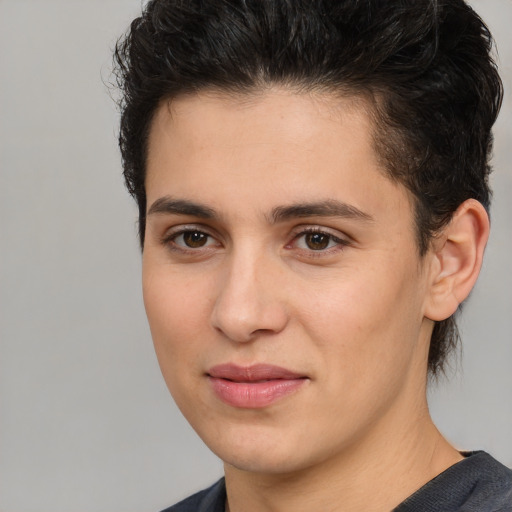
147,197,216,218
147,196,373,223
270,200,373,224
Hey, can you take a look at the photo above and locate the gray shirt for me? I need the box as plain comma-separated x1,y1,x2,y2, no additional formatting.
162,451,512,512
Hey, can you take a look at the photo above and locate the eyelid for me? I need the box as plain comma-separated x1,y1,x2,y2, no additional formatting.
160,224,221,248
287,225,351,253
290,225,350,241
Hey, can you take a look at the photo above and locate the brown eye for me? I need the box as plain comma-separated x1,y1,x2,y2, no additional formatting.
181,231,209,248
304,232,331,250
291,229,347,253
165,228,219,253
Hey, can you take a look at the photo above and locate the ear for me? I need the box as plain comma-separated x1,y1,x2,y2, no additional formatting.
424,199,490,322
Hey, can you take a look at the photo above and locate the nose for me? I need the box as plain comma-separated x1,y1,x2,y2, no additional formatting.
210,250,289,343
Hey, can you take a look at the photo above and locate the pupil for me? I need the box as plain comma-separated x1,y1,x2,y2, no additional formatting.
306,233,329,250
184,231,207,248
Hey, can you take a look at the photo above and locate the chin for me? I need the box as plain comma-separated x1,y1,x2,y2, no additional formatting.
201,425,322,476
222,450,307,475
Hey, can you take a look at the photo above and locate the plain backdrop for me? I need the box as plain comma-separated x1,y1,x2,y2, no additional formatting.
0,1,511,511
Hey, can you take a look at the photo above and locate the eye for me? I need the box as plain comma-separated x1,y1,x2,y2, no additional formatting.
291,229,348,252
300,232,334,251
167,229,218,250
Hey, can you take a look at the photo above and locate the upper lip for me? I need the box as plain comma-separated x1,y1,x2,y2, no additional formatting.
207,363,306,382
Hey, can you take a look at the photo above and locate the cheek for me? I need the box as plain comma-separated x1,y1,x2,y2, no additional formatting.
142,265,214,377
297,264,425,378
297,285,422,439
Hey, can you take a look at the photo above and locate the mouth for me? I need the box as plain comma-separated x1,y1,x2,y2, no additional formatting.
207,363,309,409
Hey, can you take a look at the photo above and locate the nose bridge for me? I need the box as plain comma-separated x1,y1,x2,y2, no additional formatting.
211,243,288,342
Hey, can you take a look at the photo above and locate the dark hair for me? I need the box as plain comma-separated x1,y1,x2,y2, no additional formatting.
113,0,502,376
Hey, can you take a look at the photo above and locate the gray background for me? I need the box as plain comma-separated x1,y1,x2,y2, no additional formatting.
0,1,510,511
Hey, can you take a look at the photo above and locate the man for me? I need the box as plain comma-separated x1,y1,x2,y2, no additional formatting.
114,0,511,510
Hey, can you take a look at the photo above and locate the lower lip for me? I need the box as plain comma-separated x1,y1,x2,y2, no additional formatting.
208,377,307,408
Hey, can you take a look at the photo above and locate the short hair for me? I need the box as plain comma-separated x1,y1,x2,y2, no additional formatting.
113,0,503,376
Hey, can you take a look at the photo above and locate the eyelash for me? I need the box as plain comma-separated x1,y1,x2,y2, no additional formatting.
289,227,349,256
161,226,219,254
161,226,350,256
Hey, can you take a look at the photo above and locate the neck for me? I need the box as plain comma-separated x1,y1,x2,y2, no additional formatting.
224,393,462,512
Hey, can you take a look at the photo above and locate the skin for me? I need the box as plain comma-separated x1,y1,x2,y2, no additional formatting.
142,88,488,511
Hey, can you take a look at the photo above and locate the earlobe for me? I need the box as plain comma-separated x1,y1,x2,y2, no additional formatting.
425,199,490,322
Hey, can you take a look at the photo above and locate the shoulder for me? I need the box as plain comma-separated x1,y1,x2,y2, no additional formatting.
395,451,512,512
160,479,226,512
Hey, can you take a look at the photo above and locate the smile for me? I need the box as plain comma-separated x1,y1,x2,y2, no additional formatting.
207,364,308,409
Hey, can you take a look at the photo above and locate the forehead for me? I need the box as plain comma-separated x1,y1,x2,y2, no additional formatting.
149,87,373,160
145,87,415,233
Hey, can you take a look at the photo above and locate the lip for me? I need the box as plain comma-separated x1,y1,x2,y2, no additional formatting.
207,364,308,408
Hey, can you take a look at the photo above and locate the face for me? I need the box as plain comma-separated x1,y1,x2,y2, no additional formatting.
143,88,435,475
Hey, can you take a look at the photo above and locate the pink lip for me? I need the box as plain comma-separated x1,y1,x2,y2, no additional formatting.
207,364,308,408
